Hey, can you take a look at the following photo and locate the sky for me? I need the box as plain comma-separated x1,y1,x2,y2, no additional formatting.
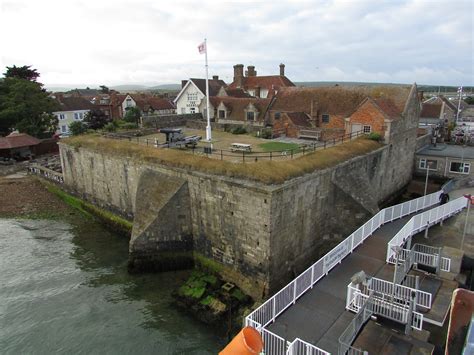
1,0,472,88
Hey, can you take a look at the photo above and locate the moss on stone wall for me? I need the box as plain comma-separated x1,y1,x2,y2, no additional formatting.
45,183,133,237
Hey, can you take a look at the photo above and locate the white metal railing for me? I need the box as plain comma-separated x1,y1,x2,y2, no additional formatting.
367,277,432,309
287,338,331,355
261,328,287,355
28,164,64,184
339,291,373,355
246,190,442,332
351,291,423,330
391,246,451,273
386,196,467,262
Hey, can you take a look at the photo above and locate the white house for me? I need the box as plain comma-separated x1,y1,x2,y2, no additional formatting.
174,77,226,116
53,96,95,134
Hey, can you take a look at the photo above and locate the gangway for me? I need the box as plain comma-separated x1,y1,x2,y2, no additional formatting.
245,189,468,355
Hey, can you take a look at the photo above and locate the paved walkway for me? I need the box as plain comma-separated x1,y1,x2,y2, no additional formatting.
267,188,474,354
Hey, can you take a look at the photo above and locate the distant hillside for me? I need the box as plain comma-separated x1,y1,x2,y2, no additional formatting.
295,81,408,88
110,84,149,92
148,84,181,91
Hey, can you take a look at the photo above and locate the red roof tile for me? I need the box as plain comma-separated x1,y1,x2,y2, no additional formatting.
0,133,41,149
228,75,295,92
420,103,442,118
285,112,313,127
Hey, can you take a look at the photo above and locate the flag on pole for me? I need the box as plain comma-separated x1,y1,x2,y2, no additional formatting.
198,41,206,54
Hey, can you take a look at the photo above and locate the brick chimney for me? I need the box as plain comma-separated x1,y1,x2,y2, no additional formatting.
233,64,244,88
181,80,187,88
310,100,319,126
279,63,285,76
255,86,261,98
247,65,256,77
213,75,219,81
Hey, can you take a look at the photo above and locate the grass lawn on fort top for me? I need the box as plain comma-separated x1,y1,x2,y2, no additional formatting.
257,142,300,152
142,128,278,152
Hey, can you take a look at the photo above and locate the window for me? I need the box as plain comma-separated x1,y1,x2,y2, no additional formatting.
126,98,133,107
190,107,196,114
219,110,226,118
363,125,372,133
58,114,65,120
322,114,330,123
187,92,198,101
181,108,186,114
450,161,470,174
61,125,67,133
100,99,108,104
246,111,255,121
74,112,84,120
419,159,438,170
274,112,281,120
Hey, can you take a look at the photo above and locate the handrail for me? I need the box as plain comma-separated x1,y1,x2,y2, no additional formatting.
287,338,330,355
386,196,467,262
28,164,64,184
246,189,443,337
367,277,432,309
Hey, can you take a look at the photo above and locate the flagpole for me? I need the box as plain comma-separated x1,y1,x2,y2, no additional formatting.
204,38,212,142
456,86,463,123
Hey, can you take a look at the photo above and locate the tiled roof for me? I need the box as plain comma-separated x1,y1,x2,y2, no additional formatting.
0,133,41,149
55,96,95,111
420,103,442,118
210,96,272,121
271,86,411,118
373,98,404,119
225,88,252,98
190,78,227,97
127,94,175,111
228,75,295,91
285,112,313,127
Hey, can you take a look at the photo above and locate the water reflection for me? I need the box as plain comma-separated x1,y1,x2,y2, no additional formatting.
0,218,225,354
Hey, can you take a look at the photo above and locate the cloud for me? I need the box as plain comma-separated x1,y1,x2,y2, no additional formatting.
1,0,472,86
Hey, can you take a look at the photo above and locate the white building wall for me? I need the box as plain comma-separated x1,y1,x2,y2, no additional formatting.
53,109,90,134
121,95,136,115
175,82,206,114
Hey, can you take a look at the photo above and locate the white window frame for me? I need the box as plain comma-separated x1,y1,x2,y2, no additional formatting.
246,111,255,121
190,107,196,114
449,161,470,174
419,158,438,170
58,113,65,120
61,125,67,133
74,112,83,120
363,125,372,133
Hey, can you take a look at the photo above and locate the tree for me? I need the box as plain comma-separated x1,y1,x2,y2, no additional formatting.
68,121,87,136
0,76,59,137
83,109,111,130
124,106,141,124
99,85,109,94
4,65,40,81
465,96,474,105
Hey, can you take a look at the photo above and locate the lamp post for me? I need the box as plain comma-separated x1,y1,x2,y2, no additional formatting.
390,246,402,314
424,161,433,196
461,194,472,250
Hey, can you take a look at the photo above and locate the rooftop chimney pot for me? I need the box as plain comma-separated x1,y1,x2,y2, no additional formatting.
279,63,285,76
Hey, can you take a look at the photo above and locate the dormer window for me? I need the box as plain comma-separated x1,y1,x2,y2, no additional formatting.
274,112,281,120
219,110,226,118
126,98,133,107
246,111,255,121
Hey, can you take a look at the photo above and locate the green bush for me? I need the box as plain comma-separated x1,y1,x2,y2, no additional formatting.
231,126,247,135
119,122,138,130
68,121,87,136
104,122,117,132
261,128,273,139
367,132,382,141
